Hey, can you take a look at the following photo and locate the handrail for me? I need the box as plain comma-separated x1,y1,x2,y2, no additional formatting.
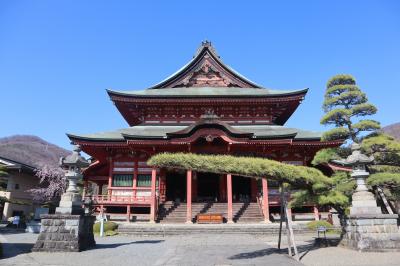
376,186,394,214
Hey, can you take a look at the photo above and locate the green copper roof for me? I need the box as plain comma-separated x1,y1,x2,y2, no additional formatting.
67,124,321,142
107,42,308,98
107,87,308,98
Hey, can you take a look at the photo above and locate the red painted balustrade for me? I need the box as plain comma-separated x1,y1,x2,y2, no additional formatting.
86,187,153,205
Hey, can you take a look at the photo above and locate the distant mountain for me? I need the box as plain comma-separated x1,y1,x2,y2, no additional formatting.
0,135,70,168
382,123,400,140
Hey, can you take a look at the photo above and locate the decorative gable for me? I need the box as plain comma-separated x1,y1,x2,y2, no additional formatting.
173,55,240,88
150,41,261,89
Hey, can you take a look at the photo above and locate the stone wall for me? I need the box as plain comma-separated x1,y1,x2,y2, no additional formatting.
32,214,95,252
341,214,400,251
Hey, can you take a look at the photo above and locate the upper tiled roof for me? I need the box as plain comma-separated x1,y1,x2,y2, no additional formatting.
107,41,307,97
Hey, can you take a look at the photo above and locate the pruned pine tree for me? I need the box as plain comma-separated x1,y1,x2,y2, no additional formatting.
362,133,400,211
321,74,380,142
294,74,381,226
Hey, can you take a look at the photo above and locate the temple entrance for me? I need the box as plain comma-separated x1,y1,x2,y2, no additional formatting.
197,172,220,201
166,171,186,201
232,175,252,202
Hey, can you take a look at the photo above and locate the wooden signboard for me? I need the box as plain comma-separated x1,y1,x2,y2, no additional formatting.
197,213,223,224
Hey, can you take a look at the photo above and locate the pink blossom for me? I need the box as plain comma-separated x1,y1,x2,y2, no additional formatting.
27,165,66,203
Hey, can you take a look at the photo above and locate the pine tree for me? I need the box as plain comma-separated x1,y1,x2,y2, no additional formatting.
362,133,400,211
297,74,381,224
321,74,380,142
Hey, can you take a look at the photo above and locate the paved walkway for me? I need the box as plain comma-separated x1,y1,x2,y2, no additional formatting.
2,231,400,266
0,232,300,266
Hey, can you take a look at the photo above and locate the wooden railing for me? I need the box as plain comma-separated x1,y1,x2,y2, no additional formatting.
86,187,153,205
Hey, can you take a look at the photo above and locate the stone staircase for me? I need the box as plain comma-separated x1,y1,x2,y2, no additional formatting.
157,201,264,223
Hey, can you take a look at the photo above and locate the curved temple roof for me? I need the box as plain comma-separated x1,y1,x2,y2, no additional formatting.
107,87,308,98
67,124,322,142
107,41,308,98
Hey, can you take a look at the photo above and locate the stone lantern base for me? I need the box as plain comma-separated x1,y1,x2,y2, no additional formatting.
341,214,400,251
32,214,95,252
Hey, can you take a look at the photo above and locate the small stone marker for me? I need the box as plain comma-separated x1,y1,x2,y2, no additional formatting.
317,226,326,238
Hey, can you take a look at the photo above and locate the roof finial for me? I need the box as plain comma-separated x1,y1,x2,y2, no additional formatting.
202,40,212,47
194,40,219,58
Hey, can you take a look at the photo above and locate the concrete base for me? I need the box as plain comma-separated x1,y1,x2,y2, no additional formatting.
341,214,400,252
32,214,95,252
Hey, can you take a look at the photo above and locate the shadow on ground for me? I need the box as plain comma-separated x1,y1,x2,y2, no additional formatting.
94,240,164,250
228,237,341,261
298,237,341,260
228,247,284,260
0,242,34,259
0,229,28,235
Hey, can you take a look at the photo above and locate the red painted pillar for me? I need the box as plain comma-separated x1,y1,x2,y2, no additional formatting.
314,205,320,221
126,205,131,222
262,178,271,223
186,170,192,223
287,208,292,219
108,158,113,199
149,168,157,223
227,173,233,223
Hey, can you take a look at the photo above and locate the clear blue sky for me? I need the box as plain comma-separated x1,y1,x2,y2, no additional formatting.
1,1,399,150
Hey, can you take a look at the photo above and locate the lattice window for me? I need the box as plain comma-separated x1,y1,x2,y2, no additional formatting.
137,174,159,187
112,174,133,187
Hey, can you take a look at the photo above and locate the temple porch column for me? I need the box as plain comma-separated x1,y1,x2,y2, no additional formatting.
314,206,320,221
262,178,270,223
149,168,157,223
186,169,192,223
107,158,113,198
126,205,131,222
227,173,233,223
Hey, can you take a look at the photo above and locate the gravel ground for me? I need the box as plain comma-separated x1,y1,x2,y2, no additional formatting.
1,230,400,266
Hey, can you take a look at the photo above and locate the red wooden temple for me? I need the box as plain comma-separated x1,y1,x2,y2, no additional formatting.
68,41,341,223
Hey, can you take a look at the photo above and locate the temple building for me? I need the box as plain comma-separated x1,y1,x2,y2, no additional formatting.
68,41,341,223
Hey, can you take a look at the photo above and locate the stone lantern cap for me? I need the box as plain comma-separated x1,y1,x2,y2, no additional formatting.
333,143,373,167
59,145,90,169
344,143,373,165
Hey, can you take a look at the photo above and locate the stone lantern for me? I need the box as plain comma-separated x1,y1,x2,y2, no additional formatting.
340,143,379,215
56,145,90,214
338,143,400,251
33,145,95,252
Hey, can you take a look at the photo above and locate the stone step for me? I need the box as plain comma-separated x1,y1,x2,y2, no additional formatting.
158,202,265,223
117,224,320,236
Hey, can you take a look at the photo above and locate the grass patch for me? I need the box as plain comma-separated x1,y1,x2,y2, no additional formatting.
93,221,118,237
93,221,118,233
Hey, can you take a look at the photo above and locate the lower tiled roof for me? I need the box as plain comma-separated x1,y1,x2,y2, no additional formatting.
67,124,322,142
